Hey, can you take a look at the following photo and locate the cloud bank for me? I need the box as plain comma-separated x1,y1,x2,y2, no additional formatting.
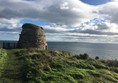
0,0,118,43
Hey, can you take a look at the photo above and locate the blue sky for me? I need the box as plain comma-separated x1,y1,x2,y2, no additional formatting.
80,0,111,5
0,0,118,43
20,19,49,26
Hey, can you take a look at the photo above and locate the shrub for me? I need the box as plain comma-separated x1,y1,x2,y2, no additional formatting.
101,59,118,67
95,56,99,60
79,53,89,59
73,53,89,60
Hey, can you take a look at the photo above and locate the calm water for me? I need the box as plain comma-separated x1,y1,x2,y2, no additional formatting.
48,42,118,60
0,41,118,59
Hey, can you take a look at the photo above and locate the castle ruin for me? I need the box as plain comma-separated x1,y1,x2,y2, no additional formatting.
17,23,47,50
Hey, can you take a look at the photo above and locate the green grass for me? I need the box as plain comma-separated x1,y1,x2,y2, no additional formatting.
0,49,7,76
0,48,118,83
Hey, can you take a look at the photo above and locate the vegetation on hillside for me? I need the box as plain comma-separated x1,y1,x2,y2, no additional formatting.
0,49,118,83
0,49,7,76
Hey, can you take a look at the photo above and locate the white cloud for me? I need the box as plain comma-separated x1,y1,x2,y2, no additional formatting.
0,0,98,25
98,0,118,24
0,0,118,43
60,2,69,10
0,18,21,37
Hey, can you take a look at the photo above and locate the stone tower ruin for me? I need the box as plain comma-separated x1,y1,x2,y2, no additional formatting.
17,23,47,50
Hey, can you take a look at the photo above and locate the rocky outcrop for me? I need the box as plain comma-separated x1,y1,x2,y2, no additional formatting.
17,23,47,50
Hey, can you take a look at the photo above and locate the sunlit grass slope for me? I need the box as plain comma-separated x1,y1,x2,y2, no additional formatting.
0,49,118,83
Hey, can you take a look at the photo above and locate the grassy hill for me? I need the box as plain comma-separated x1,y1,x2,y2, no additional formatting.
0,48,118,83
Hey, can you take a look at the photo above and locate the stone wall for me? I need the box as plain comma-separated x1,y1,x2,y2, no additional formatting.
17,23,47,50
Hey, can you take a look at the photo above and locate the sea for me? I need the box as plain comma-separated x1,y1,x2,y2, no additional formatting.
0,41,118,60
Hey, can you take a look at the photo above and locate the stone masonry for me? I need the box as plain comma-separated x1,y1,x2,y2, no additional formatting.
17,23,47,50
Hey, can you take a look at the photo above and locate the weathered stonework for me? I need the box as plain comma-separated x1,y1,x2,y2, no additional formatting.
17,23,47,50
